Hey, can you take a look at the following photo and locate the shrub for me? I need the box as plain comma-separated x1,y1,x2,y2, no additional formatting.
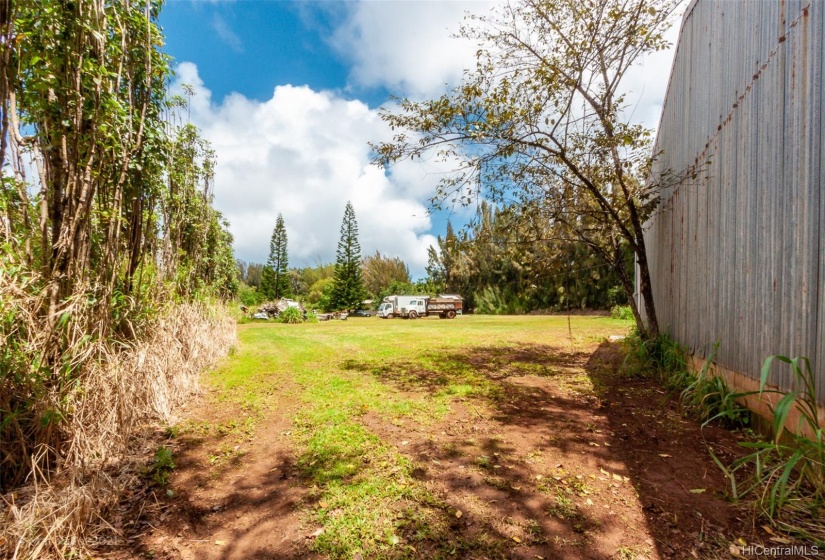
610,305,634,320
278,307,304,324
304,311,319,324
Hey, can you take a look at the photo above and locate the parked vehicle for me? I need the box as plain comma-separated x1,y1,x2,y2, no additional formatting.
377,295,462,319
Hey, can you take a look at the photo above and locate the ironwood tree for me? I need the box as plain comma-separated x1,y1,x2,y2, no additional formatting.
329,202,366,311
361,251,411,299
261,213,291,300
426,202,630,313
373,0,684,339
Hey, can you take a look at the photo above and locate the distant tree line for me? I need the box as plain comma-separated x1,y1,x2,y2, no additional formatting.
236,202,428,311
426,203,631,314
237,201,628,314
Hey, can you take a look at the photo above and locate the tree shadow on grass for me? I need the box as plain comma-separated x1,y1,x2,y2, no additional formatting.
342,341,752,559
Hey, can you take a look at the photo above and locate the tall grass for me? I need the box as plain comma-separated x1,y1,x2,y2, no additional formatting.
0,274,236,559
712,356,824,543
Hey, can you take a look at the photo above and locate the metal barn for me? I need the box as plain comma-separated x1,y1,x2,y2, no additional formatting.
641,0,825,412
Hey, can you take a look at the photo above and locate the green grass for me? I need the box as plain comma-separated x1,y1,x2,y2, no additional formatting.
203,315,631,558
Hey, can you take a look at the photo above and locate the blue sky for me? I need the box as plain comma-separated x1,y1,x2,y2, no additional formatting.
162,2,388,107
159,0,680,277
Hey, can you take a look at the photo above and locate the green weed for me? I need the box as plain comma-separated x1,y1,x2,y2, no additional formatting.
681,343,749,428
149,446,175,486
621,331,747,427
713,355,824,543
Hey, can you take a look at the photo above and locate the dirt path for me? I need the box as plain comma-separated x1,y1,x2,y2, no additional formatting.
100,322,762,560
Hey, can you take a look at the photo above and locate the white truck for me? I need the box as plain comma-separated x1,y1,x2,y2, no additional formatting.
377,295,462,319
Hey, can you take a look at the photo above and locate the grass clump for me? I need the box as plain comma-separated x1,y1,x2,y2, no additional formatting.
713,356,824,543
621,330,747,427
278,307,305,324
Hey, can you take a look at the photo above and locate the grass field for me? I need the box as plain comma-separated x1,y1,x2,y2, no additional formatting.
212,315,630,556
129,314,760,560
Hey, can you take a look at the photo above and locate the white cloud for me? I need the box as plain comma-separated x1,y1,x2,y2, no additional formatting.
166,2,685,279
332,0,682,134
171,63,440,277
331,1,497,99
618,10,687,131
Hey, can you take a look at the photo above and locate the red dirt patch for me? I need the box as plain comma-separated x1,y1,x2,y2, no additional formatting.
99,341,764,560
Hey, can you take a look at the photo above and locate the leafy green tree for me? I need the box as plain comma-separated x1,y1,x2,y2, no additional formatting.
329,202,367,311
306,277,335,310
373,0,682,338
260,214,291,300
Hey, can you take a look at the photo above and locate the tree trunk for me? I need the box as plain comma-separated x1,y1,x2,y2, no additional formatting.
634,235,660,340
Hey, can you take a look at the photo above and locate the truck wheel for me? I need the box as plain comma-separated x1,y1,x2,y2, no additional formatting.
447,310,457,319
409,311,418,319
388,313,394,319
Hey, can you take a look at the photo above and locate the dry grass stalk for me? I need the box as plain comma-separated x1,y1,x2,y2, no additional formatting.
0,287,236,559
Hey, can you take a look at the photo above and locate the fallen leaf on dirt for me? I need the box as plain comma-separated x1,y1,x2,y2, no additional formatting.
214,540,226,546
588,442,600,446
401,441,409,446
659,454,672,458
612,474,623,481
512,536,522,543
535,474,543,480
319,500,329,508
600,468,609,476
307,528,324,539
455,510,463,519
603,442,611,447
586,498,593,506
689,489,706,494
510,485,521,491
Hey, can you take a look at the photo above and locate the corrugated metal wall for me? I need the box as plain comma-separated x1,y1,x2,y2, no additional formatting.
644,0,824,404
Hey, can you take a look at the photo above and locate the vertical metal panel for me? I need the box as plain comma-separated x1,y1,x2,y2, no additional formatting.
644,0,823,404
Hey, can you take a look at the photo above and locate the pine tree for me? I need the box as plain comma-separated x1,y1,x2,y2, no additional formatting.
329,202,366,311
261,214,291,300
